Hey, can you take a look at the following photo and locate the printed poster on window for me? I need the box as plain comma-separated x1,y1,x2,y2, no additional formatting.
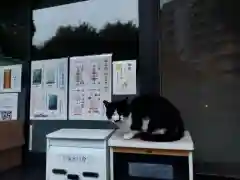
113,60,136,95
0,93,18,121
0,64,22,92
30,58,68,120
69,54,112,120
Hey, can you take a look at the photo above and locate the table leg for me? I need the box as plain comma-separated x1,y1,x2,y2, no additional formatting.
188,152,193,180
110,148,114,180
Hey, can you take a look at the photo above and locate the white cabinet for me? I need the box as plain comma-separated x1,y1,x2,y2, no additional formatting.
46,129,114,180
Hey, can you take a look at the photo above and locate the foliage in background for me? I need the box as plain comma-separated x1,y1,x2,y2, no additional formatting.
0,18,138,61
32,21,138,61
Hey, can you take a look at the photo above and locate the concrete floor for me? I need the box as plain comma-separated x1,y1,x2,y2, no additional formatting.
0,166,239,180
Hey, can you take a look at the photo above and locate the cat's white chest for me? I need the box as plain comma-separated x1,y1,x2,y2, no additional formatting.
117,116,132,133
118,115,148,139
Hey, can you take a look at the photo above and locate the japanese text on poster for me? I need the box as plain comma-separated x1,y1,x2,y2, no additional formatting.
69,54,112,120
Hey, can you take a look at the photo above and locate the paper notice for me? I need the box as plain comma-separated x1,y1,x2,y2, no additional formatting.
0,93,18,121
113,60,136,95
30,58,68,120
69,54,112,120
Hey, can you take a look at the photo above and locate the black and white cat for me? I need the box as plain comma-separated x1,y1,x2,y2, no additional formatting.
103,94,185,142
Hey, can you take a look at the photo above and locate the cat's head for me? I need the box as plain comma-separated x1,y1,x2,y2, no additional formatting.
103,98,130,124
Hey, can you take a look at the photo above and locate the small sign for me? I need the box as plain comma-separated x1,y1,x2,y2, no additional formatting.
113,60,136,95
62,154,87,163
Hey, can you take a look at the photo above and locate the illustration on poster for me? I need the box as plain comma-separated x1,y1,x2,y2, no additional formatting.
71,88,85,116
0,64,22,93
46,68,56,85
48,94,58,111
59,64,65,89
32,69,42,85
87,89,101,115
90,62,101,85
3,69,12,89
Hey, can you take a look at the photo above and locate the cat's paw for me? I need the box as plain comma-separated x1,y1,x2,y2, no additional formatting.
123,132,134,139
123,131,139,139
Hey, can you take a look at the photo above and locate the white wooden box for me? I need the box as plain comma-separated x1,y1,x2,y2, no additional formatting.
108,130,194,180
46,129,114,180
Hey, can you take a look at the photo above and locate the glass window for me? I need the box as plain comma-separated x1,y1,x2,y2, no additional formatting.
32,0,139,62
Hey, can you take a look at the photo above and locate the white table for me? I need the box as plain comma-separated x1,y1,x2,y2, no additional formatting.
108,130,194,180
46,129,114,180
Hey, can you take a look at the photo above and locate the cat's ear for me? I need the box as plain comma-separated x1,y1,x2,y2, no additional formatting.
103,100,110,107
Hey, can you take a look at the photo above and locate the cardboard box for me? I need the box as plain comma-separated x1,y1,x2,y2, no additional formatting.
0,121,25,172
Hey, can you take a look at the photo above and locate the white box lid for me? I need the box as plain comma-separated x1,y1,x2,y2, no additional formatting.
108,130,194,151
47,129,115,140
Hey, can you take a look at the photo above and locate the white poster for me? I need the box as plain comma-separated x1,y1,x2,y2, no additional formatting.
30,58,68,120
0,64,22,93
69,54,112,120
0,93,18,121
113,60,136,95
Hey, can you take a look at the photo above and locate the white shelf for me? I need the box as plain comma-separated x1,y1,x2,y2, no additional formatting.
108,130,194,151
